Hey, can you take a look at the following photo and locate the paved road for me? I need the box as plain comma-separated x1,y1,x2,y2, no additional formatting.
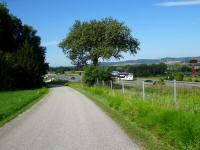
0,86,140,150
165,80,200,87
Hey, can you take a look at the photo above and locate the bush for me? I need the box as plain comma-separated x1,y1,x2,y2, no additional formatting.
83,66,112,86
174,72,184,81
166,72,184,81
64,82,69,86
194,79,200,82
186,77,193,82
166,73,174,80
158,78,165,85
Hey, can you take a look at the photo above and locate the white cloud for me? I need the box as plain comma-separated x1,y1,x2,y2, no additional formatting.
42,40,59,46
156,0,200,7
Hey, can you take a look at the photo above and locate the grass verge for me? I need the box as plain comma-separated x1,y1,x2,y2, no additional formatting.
0,87,49,127
70,83,178,150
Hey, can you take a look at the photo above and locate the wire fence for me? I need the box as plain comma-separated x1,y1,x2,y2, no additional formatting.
95,79,200,113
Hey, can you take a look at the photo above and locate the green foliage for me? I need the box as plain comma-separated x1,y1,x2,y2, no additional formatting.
83,66,112,86
64,82,69,86
167,64,178,72
181,65,191,73
49,66,76,72
194,77,200,82
59,17,140,67
158,77,165,85
174,72,184,81
0,3,23,52
109,63,167,77
55,67,65,74
166,72,184,81
186,77,193,82
166,73,175,80
0,3,48,89
167,64,193,76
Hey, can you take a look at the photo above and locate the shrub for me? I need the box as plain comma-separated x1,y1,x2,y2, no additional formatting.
158,78,165,85
194,78,200,82
64,82,69,86
174,72,184,81
186,77,193,82
83,66,112,86
166,72,184,81
166,73,174,80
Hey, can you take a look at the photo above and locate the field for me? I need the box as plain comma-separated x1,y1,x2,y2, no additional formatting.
70,83,200,150
114,83,200,112
0,88,48,126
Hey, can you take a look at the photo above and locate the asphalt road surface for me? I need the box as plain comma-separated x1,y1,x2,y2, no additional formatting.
0,86,140,150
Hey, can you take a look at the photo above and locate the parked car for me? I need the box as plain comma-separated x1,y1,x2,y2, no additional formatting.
144,80,156,85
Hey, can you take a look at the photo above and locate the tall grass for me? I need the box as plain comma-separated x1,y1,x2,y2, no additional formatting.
114,83,200,113
72,83,200,150
0,88,48,126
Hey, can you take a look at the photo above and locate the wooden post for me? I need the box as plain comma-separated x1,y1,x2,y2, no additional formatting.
122,81,125,94
173,80,177,106
142,81,145,100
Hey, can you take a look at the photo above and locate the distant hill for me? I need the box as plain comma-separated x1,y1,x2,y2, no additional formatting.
100,56,200,66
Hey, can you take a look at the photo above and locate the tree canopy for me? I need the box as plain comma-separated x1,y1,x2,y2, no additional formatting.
59,17,140,67
0,3,48,89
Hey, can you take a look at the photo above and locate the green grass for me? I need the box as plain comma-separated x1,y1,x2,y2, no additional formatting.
65,71,82,78
70,83,200,150
118,84,200,113
0,87,49,127
184,76,200,82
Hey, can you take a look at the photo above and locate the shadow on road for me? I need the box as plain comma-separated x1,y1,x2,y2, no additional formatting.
47,84,64,88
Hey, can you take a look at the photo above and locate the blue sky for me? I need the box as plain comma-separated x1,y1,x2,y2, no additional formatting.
4,0,200,66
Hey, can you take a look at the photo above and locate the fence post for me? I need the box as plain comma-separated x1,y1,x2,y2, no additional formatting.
97,78,99,86
110,80,113,90
142,81,145,100
122,80,125,94
173,79,177,106
102,80,105,86
81,72,84,87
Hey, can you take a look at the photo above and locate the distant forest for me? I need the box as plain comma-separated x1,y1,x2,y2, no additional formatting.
49,62,197,77
101,56,200,66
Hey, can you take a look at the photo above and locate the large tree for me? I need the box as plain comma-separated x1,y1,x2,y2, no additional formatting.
0,3,23,52
0,3,48,89
59,17,140,67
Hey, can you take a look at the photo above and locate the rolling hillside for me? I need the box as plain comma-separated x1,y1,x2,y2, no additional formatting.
101,56,200,66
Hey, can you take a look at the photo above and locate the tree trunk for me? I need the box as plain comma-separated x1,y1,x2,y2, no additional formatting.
92,56,98,66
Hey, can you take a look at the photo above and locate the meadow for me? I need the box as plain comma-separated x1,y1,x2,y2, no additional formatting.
0,88,48,126
116,83,200,113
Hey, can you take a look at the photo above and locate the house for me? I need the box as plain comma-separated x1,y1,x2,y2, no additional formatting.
111,71,119,76
119,73,134,81
112,71,134,81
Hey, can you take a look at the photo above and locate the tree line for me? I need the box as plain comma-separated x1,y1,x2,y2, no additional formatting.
49,66,75,74
108,63,167,77
108,63,198,77
0,3,48,89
